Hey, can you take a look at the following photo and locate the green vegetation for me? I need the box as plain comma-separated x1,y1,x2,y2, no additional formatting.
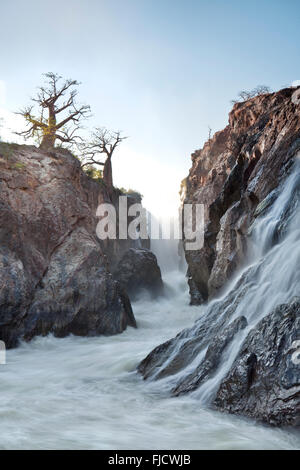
83,165,103,183
0,142,18,161
13,162,26,170
118,187,143,201
0,142,26,170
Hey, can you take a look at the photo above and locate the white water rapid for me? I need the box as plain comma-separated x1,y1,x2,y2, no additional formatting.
0,167,300,449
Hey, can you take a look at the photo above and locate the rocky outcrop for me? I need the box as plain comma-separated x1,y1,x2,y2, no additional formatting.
172,315,248,396
214,299,300,427
184,87,300,303
139,296,300,427
0,144,149,347
103,191,151,272
139,225,300,426
114,248,163,300
138,87,300,427
22,227,136,342
138,263,255,383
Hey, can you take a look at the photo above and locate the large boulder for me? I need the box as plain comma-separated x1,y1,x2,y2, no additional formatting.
114,248,163,299
21,227,136,342
0,144,136,347
214,299,300,427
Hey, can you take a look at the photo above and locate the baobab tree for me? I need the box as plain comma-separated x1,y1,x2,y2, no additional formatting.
16,72,91,150
80,127,127,190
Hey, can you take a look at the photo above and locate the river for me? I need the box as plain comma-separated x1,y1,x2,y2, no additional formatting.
0,266,299,449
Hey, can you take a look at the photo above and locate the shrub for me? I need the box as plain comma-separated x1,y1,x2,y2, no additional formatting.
231,85,272,104
118,187,143,201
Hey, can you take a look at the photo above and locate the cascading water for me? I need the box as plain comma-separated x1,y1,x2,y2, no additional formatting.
138,158,300,414
192,159,300,404
0,165,299,449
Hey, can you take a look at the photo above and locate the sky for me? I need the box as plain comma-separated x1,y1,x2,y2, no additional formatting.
0,0,300,216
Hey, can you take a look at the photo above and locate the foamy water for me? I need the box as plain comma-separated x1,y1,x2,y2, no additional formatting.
0,270,299,449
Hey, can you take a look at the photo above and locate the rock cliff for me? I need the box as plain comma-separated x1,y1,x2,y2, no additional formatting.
139,87,300,427
0,144,161,347
184,87,300,303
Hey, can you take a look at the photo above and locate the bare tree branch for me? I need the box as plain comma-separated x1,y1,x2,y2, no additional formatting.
15,72,91,150
80,127,127,190
231,85,272,105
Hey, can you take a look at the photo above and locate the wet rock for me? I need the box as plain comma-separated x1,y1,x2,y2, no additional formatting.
172,316,247,396
253,189,278,218
138,229,300,426
187,273,205,305
214,299,300,426
114,248,163,300
138,273,253,382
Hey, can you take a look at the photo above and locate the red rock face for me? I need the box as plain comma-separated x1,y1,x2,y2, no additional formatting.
184,87,300,303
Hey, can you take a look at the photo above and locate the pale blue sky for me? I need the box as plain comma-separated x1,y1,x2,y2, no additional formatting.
1,0,299,214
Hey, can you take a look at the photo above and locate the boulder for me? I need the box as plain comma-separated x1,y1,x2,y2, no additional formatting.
172,316,248,396
114,248,163,300
214,299,300,427
22,227,136,342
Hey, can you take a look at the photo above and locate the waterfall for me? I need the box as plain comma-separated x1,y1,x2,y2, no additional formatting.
148,211,182,274
141,158,300,407
194,158,300,403
0,162,299,449
150,238,180,274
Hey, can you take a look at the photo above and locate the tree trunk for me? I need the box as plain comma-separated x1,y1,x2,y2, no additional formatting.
40,106,56,150
40,132,56,150
103,156,113,189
